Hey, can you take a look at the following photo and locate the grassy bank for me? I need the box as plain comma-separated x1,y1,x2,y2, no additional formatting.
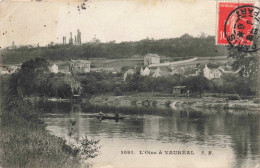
90,93,259,111
1,95,81,168
1,81,99,167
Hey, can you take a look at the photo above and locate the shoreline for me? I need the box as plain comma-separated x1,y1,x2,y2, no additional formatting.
90,94,259,111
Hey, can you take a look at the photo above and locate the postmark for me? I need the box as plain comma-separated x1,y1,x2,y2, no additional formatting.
217,2,260,52
225,5,260,52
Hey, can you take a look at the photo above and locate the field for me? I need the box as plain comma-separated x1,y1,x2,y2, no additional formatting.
3,55,230,74
86,56,230,71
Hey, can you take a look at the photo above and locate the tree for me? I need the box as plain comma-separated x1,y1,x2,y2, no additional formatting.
228,46,259,95
228,46,259,78
17,58,50,96
184,76,210,97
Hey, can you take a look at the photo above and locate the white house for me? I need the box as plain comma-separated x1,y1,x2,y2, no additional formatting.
141,67,150,76
203,65,222,79
144,54,160,66
50,63,59,73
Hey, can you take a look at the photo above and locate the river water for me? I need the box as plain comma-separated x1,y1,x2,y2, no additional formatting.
39,101,259,168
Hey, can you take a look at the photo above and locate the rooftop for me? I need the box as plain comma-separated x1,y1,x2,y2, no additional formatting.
144,53,160,58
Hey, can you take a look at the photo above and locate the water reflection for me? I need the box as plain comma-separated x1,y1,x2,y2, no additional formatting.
40,101,259,168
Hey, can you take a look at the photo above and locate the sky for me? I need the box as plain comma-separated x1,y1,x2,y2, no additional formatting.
0,0,221,47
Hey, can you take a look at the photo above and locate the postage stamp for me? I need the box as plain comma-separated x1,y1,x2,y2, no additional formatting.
217,2,260,52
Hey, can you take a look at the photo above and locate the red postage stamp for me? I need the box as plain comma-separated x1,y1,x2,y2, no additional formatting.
217,2,256,47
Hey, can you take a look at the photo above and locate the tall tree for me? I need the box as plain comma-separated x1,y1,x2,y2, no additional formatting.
228,46,259,95
17,58,50,96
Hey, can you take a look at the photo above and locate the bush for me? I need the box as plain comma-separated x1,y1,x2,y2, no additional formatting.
225,94,241,100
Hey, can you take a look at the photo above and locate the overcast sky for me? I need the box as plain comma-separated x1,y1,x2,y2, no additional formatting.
1,0,219,47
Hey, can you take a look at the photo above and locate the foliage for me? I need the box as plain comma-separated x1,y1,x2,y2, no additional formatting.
227,46,259,95
1,73,100,168
17,58,50,96
183,76,210,97
207,63,220,69
11,57,258,99
2,35,227,64
49,73,73,98
221,74,255,95
228,46,259,79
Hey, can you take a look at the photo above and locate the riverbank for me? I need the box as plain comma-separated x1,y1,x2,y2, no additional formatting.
0,88,100,168
1,94,83,168
90,93,259,111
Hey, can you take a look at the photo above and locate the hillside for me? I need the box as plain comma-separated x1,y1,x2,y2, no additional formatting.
1,34,228,64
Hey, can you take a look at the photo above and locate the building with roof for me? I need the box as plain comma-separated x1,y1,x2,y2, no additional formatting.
144,54,160,66
172,86,186,96
152,67,171,77
203,65,222,79
50,63,59,73
141,67,151,76
69,60,91,73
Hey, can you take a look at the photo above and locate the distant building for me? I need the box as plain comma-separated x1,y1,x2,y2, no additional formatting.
69,32,73,45
76,29,82,45
69,60,91,73
141,67,150,76
203,65,222,79
62,36,66,44
66,29,82,45
123,69,136,81
172,86,186,96
50,63,59,73
144,54,160,66
152,67,171,77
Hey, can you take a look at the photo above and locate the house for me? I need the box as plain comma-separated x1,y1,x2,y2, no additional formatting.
144,54,160,66
172,86,186,96
141,67,150,76
203,65,222,79
50,63,59,73
69,60,91,73
123,69,136,81
152,67,171,77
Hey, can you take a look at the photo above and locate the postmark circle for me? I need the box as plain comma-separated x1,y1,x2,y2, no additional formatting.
224,5,260,52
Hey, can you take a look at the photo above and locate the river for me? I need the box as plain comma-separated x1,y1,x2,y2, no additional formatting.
39,100,259,168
